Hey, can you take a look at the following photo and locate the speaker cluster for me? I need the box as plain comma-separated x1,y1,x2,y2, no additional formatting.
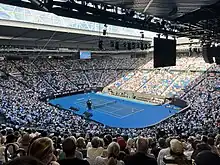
98,40,149,50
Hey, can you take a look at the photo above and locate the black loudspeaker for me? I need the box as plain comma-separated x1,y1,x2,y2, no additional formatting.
154,38,176,68
103,29,107,35
202,45,214,64
215,56,220,65
132,42,136,49
140,42,144,50
98,40,103,50
127,42,131,50
115,41,119,50
144,44,148,49
123,42,126,48
110,41,114,47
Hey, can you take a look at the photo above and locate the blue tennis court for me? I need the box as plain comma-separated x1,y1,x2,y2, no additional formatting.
49,93,179,128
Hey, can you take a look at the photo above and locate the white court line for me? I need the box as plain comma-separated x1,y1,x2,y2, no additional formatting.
104,106,124,113
88,106,144,119
119,109,145,119
95,107,123,115
76,98,106,105
93,105,124,118
94,109,123,119
97,104,145,119
77,98,85,101
75,98,144,119
73,102,121,118
109,107,126,113
99,106,144,119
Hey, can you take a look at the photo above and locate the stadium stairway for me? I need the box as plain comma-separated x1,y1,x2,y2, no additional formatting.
135,70,156,92
78,68,92,88
0,68,31,91
161,71,184,96
111,58,139,83
180,67,213,99
9,60,25,74
32,62,58,92
117,71,137,89
98,61,109,87
107,58,153,90
118,58,153,90
184,64,216,98
0,82,14,91
6,61,43,92
44,58,78,89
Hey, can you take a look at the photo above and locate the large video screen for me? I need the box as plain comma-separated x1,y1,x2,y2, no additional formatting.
80,51,91,59
154,38,176,68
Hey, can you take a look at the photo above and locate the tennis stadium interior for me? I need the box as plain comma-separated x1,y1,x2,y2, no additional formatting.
0,0,220,164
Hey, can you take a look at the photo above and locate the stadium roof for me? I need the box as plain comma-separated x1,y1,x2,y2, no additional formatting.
0,0,186,36
1,0,220,42
0,3,153,51
89,0,219,20
0,19,151,51
81,0,220,42
0,3,156,39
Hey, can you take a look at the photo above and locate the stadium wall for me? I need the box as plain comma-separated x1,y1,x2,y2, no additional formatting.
40,87,104,101
103,87,166,104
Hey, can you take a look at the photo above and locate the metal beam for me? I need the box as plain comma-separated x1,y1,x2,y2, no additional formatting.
1,0,220,42
0,0,184,36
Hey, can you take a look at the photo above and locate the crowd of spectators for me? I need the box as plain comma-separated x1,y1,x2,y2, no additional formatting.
0,55,219,135
0,54,220,164
107,54,211,97
0,127,219,165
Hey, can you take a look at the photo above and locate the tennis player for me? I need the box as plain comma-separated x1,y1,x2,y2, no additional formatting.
87,99,92,110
